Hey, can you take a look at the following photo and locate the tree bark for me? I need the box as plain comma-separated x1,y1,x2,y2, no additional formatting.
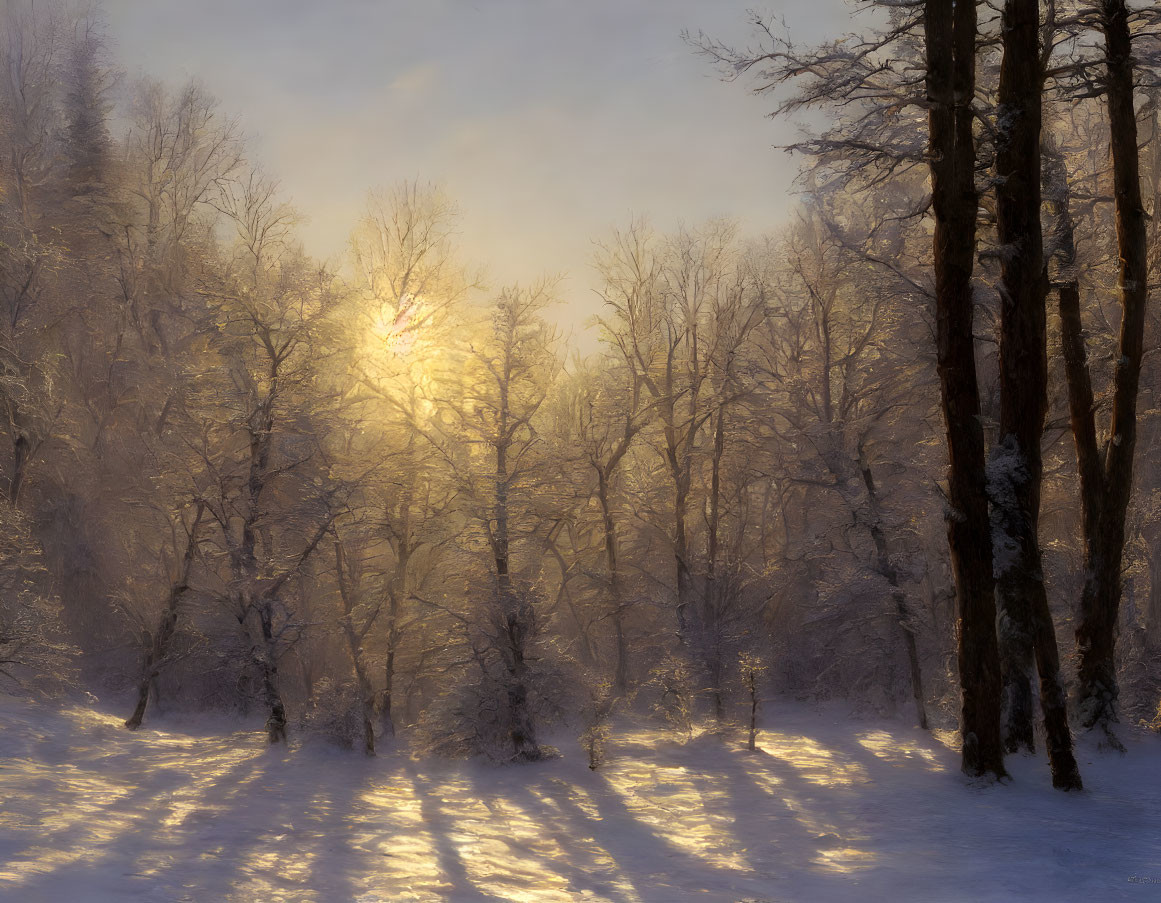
924,0,1006,779
335,540,376,756
491,324,540,761
704,402,726,720
125,504,204,730
858,452,928,730
672,451,693,644
380,470,412,739
9,432,29,507
380,644,396,739
747,668,758,751
990,0,1081,789
1070,0,1150,740
597,468,629,693
257,599,288,745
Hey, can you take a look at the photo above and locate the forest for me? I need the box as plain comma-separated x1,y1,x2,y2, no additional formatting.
2,0,1161,900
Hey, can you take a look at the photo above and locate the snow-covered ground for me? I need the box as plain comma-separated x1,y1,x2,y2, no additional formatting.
1,696,1159,902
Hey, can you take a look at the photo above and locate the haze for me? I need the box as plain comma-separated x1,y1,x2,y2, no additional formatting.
102,0,849,341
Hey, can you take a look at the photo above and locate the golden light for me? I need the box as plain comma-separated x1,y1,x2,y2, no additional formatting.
360,291,444,405
369,293,422,358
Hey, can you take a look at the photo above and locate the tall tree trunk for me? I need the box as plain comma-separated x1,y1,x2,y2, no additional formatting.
502,589,540,761
858,452,928,730
381,473,411,738
597,469,629,693
612,614,627,694
1045,136,1104,706
673,460,693,644
1146,548,1161,652
257,599,287,744
125,504,205,730
991,0,1081,788
746,665,759,751
381,641,396,738
924,0,1006,779
493,357,539,761
1070,0,1150,740
9,432,29,507
335,541,376,756
704,402,726,720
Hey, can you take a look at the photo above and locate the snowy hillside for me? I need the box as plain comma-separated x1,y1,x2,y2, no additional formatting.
1,698,1159,902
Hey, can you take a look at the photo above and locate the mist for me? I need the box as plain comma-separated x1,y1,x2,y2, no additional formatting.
2,1,1160,900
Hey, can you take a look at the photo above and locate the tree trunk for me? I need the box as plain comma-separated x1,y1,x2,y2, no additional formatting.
748,671,758,752
673,465,693,643
924,0,1006,779
335,540,376,756
1071,0,1150,740
597,469,629,693
991,0,1044,754
990,0,1081,788
381,482,411,737
858,453,928,730
1146,549,1161,652
381,642,396,739
706,403,728,720
503,592,540,761
9,432,29,507
125,681,151,731
493,352,539,761
257,600,287,744
125,504,204,730
613,613,628,694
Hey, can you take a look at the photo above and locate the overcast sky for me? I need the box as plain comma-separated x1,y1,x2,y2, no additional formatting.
101,0,850,342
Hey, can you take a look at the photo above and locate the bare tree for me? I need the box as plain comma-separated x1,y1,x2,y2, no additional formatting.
0,0,62,227
1057,0,1155,742
572,354,649,693
694,0,1006,778
197,171,341,743
758,191,937,728
598,221,724,647
432,283,562,761
124,502,206,729
345,180,475,737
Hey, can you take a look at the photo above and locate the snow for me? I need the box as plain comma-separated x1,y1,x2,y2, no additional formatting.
986,434,1028,580
2,697,1160,902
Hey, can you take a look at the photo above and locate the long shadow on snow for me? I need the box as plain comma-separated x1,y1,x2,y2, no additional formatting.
404,761,514,902
8,730,375,902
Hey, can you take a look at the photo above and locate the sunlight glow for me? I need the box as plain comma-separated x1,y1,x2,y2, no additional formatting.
812,846,878,873
369,294,422,358
856,730,944,771
0,707,968,900
601,758,752,873
756,731,870,787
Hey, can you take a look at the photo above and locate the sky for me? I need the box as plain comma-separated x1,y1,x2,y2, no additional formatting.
101,0,851,344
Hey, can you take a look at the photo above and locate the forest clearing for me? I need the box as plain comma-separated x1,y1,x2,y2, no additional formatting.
3,696,1159,902
3,0,1161,898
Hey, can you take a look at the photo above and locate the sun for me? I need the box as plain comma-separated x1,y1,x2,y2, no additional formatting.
360,292,444,420
369,292,422,357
